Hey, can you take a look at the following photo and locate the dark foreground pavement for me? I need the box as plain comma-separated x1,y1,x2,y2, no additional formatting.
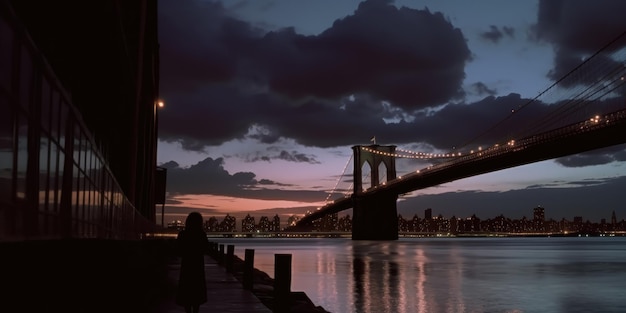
2,238,327,313
155,255,271,313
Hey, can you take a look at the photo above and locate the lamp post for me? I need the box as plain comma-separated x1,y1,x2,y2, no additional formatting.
155,99,166,227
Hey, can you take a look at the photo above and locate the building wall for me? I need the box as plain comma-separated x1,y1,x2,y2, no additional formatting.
0,0,159,241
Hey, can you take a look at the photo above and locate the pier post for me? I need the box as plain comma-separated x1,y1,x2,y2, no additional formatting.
274,254,292,312
211,242,218,257
243,249,255,290
218,244,225,265
226,244,235,273
208,241,216,257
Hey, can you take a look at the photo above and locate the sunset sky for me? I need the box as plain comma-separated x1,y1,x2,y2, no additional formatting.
156,0,626,226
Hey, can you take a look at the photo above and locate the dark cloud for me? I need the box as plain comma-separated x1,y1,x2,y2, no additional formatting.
532,0,626,83
555,145,626,167
157,0,626,167
160,158,258,194
258,178,290,186
258,0,471,109
241,149,320,164
158,0,471,149
276,150,320,164
469,82,497,97
526,178,608,189
389,93,537,149
480,25,514,43
159,157,325,201
158,1,260,94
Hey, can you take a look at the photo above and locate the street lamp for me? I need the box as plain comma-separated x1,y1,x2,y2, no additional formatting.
155,99,166,227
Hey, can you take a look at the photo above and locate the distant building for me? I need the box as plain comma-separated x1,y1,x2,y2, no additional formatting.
338,214,352,232
287,215,300,227
220,214,237,232
318,213,338,231
612,210,617,225
411,214,420,232
272,214,281,232
258,216,271,232
398,215,408,232
425,208,433,220
533,206,545,231
242,214,256,232
205,217,219,232
533,206,545,221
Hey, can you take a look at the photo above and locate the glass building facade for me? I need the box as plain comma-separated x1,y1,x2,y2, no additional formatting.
0,1,158,241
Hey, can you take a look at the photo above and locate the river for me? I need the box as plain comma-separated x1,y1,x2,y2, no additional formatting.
215,237,626,313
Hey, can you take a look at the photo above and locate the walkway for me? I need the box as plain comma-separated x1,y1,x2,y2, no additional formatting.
155,256,272,313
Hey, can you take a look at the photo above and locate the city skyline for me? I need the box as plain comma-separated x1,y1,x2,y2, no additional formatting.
156,0,626,223
165,205,624,233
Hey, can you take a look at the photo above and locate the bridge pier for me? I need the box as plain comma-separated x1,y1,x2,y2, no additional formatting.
352,193,398,240
351,145,399,240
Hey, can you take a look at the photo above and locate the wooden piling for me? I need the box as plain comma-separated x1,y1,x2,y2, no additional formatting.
274,254,292,312
226,244,235,272
218,244,225,265
243,249,255,290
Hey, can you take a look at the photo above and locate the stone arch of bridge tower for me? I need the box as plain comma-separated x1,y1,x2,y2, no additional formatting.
352,145,397,195
360,160,372,191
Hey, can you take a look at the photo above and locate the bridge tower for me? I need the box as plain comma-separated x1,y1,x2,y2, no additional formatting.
351,145,399,240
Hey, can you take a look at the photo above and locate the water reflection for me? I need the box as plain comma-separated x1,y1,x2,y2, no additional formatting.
349,240,471,313
223,237,626,313
350,241,432,313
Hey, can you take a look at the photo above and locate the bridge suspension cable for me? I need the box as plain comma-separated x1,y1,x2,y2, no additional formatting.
452,30,626,154
324,154,353,203
514,33,626,139
361,146,460,159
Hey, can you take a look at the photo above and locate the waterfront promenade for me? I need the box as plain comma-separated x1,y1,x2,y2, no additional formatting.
155,255,271,313
2,239,271,313
1,238,326,313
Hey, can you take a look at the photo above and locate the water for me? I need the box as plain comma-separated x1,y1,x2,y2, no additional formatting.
216,237,626,313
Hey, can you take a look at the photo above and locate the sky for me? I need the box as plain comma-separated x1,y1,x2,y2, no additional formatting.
155,0,626,226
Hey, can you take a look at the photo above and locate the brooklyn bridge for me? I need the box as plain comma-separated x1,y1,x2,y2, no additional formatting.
294,31,626,239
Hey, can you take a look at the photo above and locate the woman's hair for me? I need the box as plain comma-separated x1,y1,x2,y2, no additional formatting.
185,212,204,232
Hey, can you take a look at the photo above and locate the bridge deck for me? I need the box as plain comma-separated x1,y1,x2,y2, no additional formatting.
298,107,626,226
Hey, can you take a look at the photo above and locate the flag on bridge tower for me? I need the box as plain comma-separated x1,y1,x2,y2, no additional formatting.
370,136,376,144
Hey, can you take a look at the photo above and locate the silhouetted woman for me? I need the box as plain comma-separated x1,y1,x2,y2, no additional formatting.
176,212,210,313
